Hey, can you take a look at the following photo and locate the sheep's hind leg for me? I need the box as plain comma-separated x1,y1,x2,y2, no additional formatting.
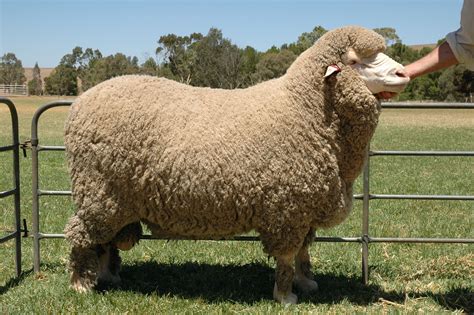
294,228,318,293
97,222,143,285
273,253,298,304
97,243,122,285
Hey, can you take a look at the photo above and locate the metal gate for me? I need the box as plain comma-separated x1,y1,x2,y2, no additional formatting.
30,101,73,272
0,97,22,277
28,101,474,283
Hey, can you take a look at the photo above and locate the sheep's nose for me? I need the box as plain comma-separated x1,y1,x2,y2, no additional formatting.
384,73,410,88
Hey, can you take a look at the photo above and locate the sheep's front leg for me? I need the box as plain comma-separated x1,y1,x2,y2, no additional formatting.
294,228,318,293
273,253,298,304
69,246,99,293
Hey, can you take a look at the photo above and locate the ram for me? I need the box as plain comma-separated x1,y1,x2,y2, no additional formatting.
64,26,408,304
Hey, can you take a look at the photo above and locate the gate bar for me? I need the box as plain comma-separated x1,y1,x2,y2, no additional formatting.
369,194,474,201
38,190,72,196
382,102,474,109
354,194,474,200
29,233,474,244
0,233,18,243
0,144,15,152
369,237,474,244
370,150,474,157
0,190,16,198
31,233,363,243
38,145,66,151
0,97,21,277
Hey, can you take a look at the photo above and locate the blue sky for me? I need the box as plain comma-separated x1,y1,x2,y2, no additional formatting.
0,0,464,68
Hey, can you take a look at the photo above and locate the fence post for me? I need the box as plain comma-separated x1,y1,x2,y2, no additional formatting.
361,145,370,284
31,134,40,273
12,106,21,277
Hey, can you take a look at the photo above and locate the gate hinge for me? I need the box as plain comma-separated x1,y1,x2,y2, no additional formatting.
20,140,31,158
21,219,29,237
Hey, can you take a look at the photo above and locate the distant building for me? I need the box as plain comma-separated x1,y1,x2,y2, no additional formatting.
23,67,54,86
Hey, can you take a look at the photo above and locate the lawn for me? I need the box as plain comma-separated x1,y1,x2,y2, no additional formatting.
1,96,473,313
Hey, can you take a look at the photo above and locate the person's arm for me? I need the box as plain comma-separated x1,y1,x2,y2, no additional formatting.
403,41,459,80
377,41,460,99
378,0,473,99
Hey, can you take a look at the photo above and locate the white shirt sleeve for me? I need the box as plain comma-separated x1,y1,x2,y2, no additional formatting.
446,0,474,70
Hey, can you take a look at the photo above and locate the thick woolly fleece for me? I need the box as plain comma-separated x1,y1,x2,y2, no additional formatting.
64,26,384,258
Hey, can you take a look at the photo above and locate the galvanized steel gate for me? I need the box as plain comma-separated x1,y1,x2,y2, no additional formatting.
0,97,22,277
3,97,474,284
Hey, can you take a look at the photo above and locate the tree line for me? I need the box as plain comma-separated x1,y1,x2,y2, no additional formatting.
1,26,472,101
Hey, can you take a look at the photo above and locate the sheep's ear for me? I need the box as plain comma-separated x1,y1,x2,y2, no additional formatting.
342,48,361,65
324,64,341,78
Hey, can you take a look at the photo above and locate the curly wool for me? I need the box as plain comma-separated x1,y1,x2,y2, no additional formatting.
64,26,384,257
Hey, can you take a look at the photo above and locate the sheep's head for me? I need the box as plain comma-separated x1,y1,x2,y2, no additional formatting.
321,26,409,94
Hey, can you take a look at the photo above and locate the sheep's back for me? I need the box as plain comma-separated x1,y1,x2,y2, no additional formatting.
65,75,346,237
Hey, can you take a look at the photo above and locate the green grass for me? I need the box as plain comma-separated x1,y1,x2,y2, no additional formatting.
1,97,473,313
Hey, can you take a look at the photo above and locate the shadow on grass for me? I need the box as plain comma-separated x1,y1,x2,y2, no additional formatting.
0,268,33,295
110,261,472,312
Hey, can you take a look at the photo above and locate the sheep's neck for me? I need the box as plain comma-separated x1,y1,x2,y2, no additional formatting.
283,41,380,182
335,103,380,182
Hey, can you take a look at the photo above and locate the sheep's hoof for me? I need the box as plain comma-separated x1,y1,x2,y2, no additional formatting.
98,270,121,285
70,272,94,293
273,283,298,305
294,276,319,293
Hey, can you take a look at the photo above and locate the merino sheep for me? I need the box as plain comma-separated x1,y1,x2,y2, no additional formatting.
64,26,408,304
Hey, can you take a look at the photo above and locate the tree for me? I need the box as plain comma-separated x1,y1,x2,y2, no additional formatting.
373,27,401,46
252,49,297,82
438,65,473,102
239,46,260,87
266,45,280,54
37,25,473,100
46,47,141,94
44,64,78,95
28,62,43,95
140,57,159,76
44,47,83,95
156,32,202,83
192,28,243,89
156,28,249,89
385,42,419,64
398,73,441,101
60,47,103,92
80,53,140,91
0,53,26,85
294,26,328,54
460,68,474,102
